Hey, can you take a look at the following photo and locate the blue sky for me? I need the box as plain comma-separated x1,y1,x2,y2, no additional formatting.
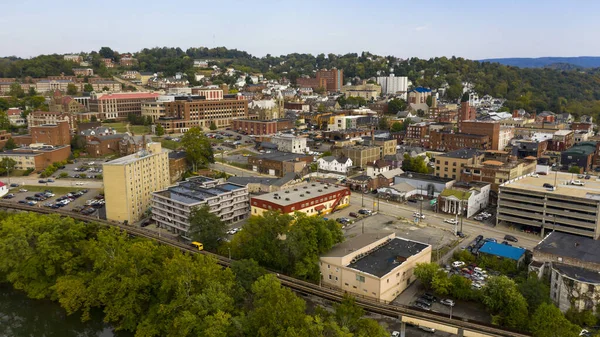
0,0,597,59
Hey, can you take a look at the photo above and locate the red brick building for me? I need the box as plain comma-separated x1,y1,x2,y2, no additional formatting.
232,119,294,135
458,102,476,130
29,121,71,146
429,131,490,152
160,96,248,133
89,92,160,121
0,145,71,171
250,183,350,215
296,68,343,92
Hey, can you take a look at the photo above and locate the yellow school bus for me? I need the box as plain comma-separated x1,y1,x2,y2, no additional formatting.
191,242,204,250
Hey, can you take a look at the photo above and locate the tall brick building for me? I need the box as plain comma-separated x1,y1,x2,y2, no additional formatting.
160,96,248,133
460,121,515,151
29,121,71,146
296,68,343,92
429,130,490,152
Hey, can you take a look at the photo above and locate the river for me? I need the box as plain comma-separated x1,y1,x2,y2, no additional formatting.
0,284,132,337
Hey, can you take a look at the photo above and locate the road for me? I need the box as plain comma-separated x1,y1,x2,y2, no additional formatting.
350,193,543,250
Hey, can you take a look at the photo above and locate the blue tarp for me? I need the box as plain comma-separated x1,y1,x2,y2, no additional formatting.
479,242,526,261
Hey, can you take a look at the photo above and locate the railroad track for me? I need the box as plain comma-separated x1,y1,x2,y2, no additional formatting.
0,201,531,337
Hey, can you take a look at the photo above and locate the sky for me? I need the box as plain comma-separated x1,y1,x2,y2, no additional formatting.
1,0,598,60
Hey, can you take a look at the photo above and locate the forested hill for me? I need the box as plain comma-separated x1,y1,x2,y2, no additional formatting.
481,56,600,69
3,47,600,118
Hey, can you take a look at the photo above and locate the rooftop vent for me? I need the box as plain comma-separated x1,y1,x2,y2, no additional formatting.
294,188,298,191
285,190,290,193
318,189,322,192
285,198,290,201
300,194,304,197
306,191,310,194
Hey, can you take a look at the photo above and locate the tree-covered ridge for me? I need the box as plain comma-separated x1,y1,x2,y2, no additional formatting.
0,212,387,337
3,46,600,117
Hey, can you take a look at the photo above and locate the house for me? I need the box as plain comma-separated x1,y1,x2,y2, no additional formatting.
317,156,353,174
437,182,490,218
366,160,390,178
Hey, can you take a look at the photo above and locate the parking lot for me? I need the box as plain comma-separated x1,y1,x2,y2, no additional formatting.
3,185,105,218
53,159,106,181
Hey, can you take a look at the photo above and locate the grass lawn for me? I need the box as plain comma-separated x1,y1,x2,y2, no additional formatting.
151,137,181,150
103,122,150,135
10,185,91,194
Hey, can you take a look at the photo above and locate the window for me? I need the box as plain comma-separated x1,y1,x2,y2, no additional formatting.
453,162,457,166
356,275,365,283
328,275,332,280
327,264,330,269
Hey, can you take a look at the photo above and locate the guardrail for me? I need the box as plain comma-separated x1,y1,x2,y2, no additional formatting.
0,201,531,337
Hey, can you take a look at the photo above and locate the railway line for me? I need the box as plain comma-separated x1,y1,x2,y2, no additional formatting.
0,201,531,337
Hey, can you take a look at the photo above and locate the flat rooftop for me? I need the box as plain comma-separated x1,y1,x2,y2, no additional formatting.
104,143,164,165
554,263,600,283
347,237,429,278
155,179,244,205
501,172,600,199
534,231,600,264
251,182,348,207
251,151,310,162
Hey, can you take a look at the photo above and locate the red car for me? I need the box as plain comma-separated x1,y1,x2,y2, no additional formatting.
349,212,359,218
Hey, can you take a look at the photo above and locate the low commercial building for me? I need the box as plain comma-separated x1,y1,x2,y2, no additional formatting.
497,172,600,239
434,148,484,181
151,177,250,237
478,242,526,266
438,182,491,218
227,173,300,193
320,232,431,302
247,151,313,177
250,182,350,216
531,232,600,313
231,119,294,135
332,145,381,168
393,173,455,199
103,143,170,223
0,145,71,171
270,134,308,154
561,142,598,172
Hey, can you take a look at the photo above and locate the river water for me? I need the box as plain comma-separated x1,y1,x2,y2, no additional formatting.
0,284,132,337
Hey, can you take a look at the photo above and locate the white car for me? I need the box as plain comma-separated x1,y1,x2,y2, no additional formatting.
531,173,539,178
391,332,400,337
474,267,483,273
444,218,458,225
472,283,483,290
413,212,425,219
452,261,465,268
440,299,455,307
418,326,436,333
19,188,27,192
571,180,585,186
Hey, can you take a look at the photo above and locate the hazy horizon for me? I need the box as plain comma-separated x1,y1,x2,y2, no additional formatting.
1,0,598,59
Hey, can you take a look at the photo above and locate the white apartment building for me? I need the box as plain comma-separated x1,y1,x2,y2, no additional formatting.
317,156,353,174
271,134,308,154
376,74,408,98
151,176,250,237
498,126,515,151
328,115,360,131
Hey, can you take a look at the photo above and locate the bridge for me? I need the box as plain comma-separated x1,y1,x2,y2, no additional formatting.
0,201,531,337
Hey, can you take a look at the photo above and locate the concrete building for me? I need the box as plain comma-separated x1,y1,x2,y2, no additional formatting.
462,156,537,192
393,173,455,199
429,131,490,152
90,92,160,121
438,182,491,218
376,74,408,98
531,232,600,313
227,173,300,194
103,143,170,224
151,176,250,237
317,156,353,174
327,115,361,131
270,134,308,154
341,82,382,100
0,145,71,171
332,145,382,169
561,142,598,172
247,151,313,177
250,182,350,216
497,172,600,239
27,110,77,132
141,101,166,122
320,232,431,302
407,87,432,105
231,119,294,135
434,149,484,181
160,96,248,132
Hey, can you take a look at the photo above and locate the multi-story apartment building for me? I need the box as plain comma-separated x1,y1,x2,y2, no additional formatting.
231,119,294,135
462,156,537,192
190,87,224,100
341,81,382,100
376,74,408,98
460,121,515,151
434,148,484,181
250,182,350,216
332,145,382,168
90,92,160,121
429,131,490,152
405,122,429,146
0,145,71,171
72,68,94,76
159,96,248,133
320,232,431,302
327,115,361,131
497,172,600,239
35,79,81,94
6,108,26,127
103,143,170,223
27,111,77,132
151,176,250,237
88,80,122,92
296,68,343,92
141,101,166,122
29,121,71,146
270,134,308,154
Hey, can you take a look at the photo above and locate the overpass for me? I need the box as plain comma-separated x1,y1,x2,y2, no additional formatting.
0,201,531,337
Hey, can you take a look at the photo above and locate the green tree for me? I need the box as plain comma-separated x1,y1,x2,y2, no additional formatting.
413,262,439,289
319,150,332,158
9,83,25,98
99,47,114,59
102,86,110,91
83,83,94,92
432,271,453,296
27,87,37,96
58,172,69,178
569,166,581,174
180,127,214,171
66,83,78,95
155,123,165,136
245,274,308,336
377,116,390,130
209,121,217,131
565,307,598,327
231,259,267,292
530,303,581,337
90,115,98,122
426,95,433,107
245,76,253,85
449,274,474,300
332,294,386,337
3,138,17,150
188,205,227,252
70,135,87,151
390,122,403,132
481,276,529,329
0,111,10,130
0,157,17,174
387,98,407,113
517,276,550,313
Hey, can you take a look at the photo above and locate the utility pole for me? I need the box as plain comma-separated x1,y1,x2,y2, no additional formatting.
460,191,465,233
5,160,10,185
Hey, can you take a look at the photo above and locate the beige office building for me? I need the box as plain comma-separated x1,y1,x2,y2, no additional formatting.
103,142,170,223
320,233,431,302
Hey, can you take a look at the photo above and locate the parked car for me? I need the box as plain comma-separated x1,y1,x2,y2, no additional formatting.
418,326,435,333
440,299,455,307
476,235,483,242
413,212,425,219
358,209,372,215
504,234,518,242
543,183,555,190
413,302,430,310
10,183,19,188
47,178,55,183
444,218,458,225
422,293,437,302
38,180,47,183
2,193,14,199
452,261,465,268
456,231,466,238
416,297,432,307
571,180,585,186
349,212,359,218
391,331,400,337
